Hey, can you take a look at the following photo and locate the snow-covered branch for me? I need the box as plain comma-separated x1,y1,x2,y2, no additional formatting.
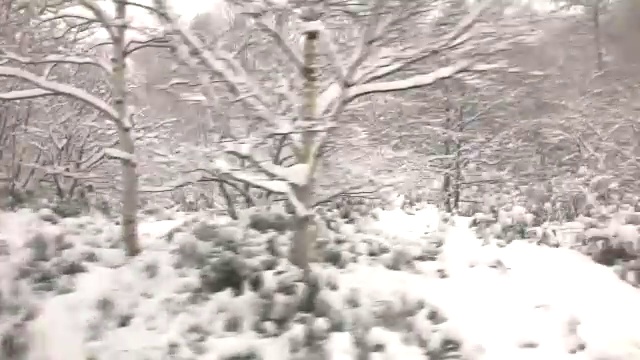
224,144,312,186
104,148,136,163
212,160,312,217
353,0,495,85
342,0,386,85
317,59,502,115
251,17,304,73
151,0,282,127
348,59,474,98
307,0,519,119
312,180,386,207
78,0,116,39
0,66,118,121
0,51,112,74
0,88,54,100
124,37,171,56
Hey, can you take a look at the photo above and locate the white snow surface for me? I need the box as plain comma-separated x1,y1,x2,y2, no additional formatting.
370,205,440,240
2,207,640,360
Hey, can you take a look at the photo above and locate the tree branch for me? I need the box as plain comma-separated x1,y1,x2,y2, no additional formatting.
252,17,304,73
151,0,281,128
355,0,495,85
0,88,54,100
0,50,112,74
78,0,115,39
124,37,172,56
342,0,386,85
0,66,119,122
316,59,471,113
346,61,509,100
312,181,381,207
212,159,311,217
225,145,312,186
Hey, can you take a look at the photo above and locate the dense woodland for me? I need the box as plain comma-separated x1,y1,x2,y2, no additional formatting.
1,0,640,262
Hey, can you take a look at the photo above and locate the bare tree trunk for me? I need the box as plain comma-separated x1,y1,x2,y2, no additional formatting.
452,104,466,211
289,19,320,271
592,0,604,71
442,98,453,213
218,182,238,220
112,0,140,256
291,184,315,270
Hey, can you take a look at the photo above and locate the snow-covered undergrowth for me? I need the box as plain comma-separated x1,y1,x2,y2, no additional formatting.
1,205,640,360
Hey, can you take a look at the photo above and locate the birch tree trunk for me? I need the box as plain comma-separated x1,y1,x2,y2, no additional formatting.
112,0,140,256
289,13,321,271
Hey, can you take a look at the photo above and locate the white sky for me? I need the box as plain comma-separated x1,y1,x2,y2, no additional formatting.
167,0,226,21
59,0,230,39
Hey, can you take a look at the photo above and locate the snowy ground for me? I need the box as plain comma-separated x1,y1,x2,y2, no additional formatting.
1,206,640,360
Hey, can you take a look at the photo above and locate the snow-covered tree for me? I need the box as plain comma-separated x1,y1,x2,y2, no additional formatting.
0,0,169,256
142,0,533,269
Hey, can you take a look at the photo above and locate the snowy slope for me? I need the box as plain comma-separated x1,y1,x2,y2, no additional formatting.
1,207,639,360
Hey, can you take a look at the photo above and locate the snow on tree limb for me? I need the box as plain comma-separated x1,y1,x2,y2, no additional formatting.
347,59,473,98
440,0,496,48
78,0,116,39
123,37,172,56
251,17,305,73
342,0,386,85
17,162,102,180
104,148,136,163
317,59,514,116
0,66,119,121
151,0,283,128
213,163,312,217
139,171,249,197
224,144,312,186
316,60,470,115
0,88,55,100
308,1,509,118
350,0,496,86
0,51,112,74
311,180,386,207
345,59,517,101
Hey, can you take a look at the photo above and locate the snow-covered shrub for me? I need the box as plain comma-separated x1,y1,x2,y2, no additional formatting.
0,284,37,360
6,191,640,359
200,252,248,294
248,212,293,233
50,200,86,218
191,221,243,245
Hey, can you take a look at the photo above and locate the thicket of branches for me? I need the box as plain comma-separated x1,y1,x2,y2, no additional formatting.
1,0,639,268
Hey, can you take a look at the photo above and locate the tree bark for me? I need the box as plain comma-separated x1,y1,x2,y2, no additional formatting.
592,0,604,71
289,23,320,270
112,0,140,256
